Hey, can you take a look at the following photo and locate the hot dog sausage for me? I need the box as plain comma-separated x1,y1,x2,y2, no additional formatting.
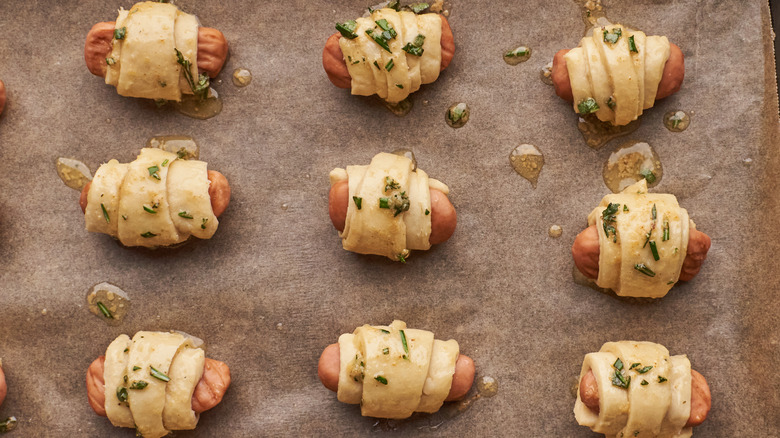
552,43,684,103
322,15,455,89
79,170,231,218
0,79,6,116
0,365,6,408
86,355,231,416
328,180,456,245
572,224,711,282
84,22,228,79
317,343,475,401
579,368,711,427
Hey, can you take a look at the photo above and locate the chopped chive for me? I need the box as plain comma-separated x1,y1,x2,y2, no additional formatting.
114,27,126,40
385,59,394,71
662,220,670,241
382,348,389,355
425,209,430,215
143,205,157,214
614,358,624,371
641,379,649,385
147,165,160,180
640,169,656,184
133,366,141,371
607,96,616,110
637,366,653,374
397,253,406,263
122,215,128,220
150,366,170,382
161,159,169,167
658,376,668,383
400,330,409,358
178,211,193,219
365,29,392,52
628,35,638,52
379,197,390,209
396,84,404,89
201,218,208,229
577,97,600,115
380,329,390,334
374,375,388,385
603,27,622,44
101,203,110,223
123,375,128,383
175,49,210,100
97,301,113,319
629,363,641,370
652,203,657,220
106,57,116,66
649,241,660,261
123,348,129,353
667,280,676,285
623,205,629,212
140,231,157,238
353,196,363,210
129,380,148,390
116,386,128,402
335,20,358,39
409,2,430,13
634,263,656,277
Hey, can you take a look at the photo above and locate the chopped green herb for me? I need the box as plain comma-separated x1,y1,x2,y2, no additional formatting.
602,203,620,242
97,301,113,319
159,81,167,88
124,375,128,383
122,215,128,220
133,366,141,371
201,218,208,229
353,196,363,210
425,209,430,215
662,220,670,241
175,48,210,100
129,380,148,390
641,379,649,386
634,431,640,437
382,348,389,355
396,83,404,89
124,348,129,353
375,19,396,36
387,0,400,10
366,29,392,52
379,197,389,209
161,159,169,167
640,169,656,184
385,59,395,71
637,366,653,374
114,27,127,40
658,376,668,383
614,358,624,371
400,330,410,358
397,253,407,263
607,96,616,110
629,363,641,370
649,241,660,261
336,20,358,39
150,366,171,382
374,375,388,385
577,97,600,115
143,205,157,214
652,203,657,220
402,34,426,56
672,118,681,129
380,329,390,334
628,35,638,52
155,98,167,108
448,104,467,124
373,60,380,69
140,231,157,238
178,211,193,219
603,27,622,44
101,203,110,223
667,280,676,285
117,386,128,402
623,205,629,212
408,2,430,13
611,369,630,389
674,247,679,254
147,165,160,180
352,59,360,65
106,57,116,66
385,177,400,192
505,46,530,57
634,263,656,277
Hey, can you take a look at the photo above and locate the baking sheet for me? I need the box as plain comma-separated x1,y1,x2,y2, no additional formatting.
0,0,778,436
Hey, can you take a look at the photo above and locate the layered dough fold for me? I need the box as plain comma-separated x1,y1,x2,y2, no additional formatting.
574,341,692,438
337,320,458,419
329,152,448,261
339,8,442,103
587,180,690,298
105,1,199,101
565,24,670,125
104,332,206,438
85,148,218,247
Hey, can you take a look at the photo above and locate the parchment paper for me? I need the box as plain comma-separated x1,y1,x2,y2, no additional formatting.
0,0,778,436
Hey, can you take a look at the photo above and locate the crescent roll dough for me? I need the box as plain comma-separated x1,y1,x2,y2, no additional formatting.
564,24,671,126
105,1,200,101
574,341,692,438
337,320,458,419
338,9,442,103
84,148,218,248
103,332,206,438
329,152,449,261
587,180,691,298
